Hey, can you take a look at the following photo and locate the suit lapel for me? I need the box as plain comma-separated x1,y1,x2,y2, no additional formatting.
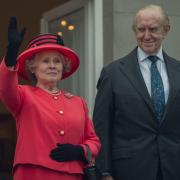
118,48,154,114
117,49,180,124
161,52,180,122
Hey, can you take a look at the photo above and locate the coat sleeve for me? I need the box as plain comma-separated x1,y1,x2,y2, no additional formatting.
92,68,114,174
0,58,23,117
80,98,101,162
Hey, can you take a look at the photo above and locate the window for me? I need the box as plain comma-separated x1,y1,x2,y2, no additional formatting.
41,0,103,115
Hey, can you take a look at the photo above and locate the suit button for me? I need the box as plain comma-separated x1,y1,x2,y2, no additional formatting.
59,130,65,136
59,110,64,115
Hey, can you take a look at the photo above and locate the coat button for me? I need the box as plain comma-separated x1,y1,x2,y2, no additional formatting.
53,96,58,100
59,130,65,136
59,110,64,115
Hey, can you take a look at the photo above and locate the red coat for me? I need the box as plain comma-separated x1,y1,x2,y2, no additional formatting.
0,59,101,174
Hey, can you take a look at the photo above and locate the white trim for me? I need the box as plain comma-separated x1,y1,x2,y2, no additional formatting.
42,0,86,21
94,0,103,83
84,0,95,114
85,0,103,114
40,18,48,33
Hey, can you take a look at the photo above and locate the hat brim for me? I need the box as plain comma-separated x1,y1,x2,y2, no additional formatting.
17,44,80,81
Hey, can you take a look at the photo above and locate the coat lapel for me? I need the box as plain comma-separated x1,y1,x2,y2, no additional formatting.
118,48,154,114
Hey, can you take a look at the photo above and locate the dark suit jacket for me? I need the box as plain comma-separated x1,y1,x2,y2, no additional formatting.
93,48,180,180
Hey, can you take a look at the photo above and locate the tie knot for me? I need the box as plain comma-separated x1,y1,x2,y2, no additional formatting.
148,56,158,63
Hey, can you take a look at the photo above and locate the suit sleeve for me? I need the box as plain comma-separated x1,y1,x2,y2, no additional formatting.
0,58,23,117
93,68,114,174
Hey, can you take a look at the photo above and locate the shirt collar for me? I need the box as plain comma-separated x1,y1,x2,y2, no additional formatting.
137,46,164,62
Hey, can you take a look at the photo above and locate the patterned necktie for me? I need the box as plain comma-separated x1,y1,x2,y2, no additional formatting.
148,56,165,121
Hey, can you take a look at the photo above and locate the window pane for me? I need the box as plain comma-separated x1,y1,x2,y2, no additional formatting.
48,8,85,97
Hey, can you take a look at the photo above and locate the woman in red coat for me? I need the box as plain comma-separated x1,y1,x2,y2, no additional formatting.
0,17,101,180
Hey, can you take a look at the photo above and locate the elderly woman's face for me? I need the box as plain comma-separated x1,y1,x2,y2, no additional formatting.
33,50,64,85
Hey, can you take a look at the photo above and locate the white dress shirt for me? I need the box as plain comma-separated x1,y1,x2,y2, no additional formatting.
137,47,169,103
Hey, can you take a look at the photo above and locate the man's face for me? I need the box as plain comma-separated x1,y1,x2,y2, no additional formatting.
133,9,169,54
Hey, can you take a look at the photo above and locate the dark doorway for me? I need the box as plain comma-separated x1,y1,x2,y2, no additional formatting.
0,114,16,180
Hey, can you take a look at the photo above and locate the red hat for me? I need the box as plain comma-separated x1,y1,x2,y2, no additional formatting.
17,33,80,80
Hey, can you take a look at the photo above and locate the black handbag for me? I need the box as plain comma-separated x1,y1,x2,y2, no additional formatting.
83,145,101,180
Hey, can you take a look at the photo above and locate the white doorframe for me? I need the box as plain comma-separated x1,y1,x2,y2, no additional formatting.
40,0,103,116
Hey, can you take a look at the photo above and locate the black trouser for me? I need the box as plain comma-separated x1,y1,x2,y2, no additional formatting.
156,160,163,180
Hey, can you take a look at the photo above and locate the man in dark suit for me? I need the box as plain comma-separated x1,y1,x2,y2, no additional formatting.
93,4,180,180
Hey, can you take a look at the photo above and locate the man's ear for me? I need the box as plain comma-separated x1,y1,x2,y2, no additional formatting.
163,25,170,34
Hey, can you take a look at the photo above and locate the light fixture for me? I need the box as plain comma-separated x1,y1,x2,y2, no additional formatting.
60,20,67,27
68,25,75,31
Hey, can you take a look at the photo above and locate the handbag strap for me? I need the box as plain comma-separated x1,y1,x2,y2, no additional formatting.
85,144,94,165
